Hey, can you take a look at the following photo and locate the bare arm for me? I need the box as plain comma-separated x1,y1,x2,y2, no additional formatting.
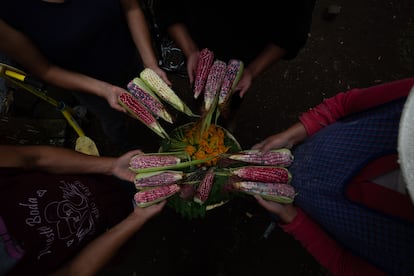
166,23,199,84
51,201,166,276
0,19,127,112
252,122,308,152
122,0,171,85
0,145,141,181
237,44,287,98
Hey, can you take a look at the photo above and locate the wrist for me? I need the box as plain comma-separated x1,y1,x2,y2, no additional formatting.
278,205,298,224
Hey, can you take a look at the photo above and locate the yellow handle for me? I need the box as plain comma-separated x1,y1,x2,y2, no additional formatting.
5,70,26,81
61,109,85,137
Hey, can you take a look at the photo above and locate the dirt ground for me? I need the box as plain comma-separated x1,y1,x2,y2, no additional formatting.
2,0,414,275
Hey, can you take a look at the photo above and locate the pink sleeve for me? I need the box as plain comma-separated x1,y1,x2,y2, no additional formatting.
280,208,387,276
299,78,414,136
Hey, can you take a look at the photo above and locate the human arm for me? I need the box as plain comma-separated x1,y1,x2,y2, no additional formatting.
0,19,128,113
254,196,386,275
121,0,171,86
236,44,287,98
253,78,414,151
51,201,166,276
165,23,200,85
0,145,141,182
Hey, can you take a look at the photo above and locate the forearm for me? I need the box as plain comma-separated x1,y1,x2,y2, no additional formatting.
299,77,414,136
0,20,110,98
245,44,286,79
0,145,115,175
167,23,198,58
52,212,146,276
122,0,159,68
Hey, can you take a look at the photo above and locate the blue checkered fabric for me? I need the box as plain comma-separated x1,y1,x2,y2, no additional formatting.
290,98,414,275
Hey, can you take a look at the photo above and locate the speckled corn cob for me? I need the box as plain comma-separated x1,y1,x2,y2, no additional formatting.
232,181,296,203
134,184,180,207
118,92,169,139
218,59,244,107
129,154,181,170
230,166,291,183
134,170,183,189
228,149,294,167
140,68,197,117
193,48,214,99
127,77,174,124
203,60,227,111
194,167,215,205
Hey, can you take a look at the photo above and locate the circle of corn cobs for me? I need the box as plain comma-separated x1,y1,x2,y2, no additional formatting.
125,49,296,218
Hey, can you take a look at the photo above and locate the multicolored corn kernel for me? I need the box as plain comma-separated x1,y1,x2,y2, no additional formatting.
218,59,244,107
134,170,183,189
194,167,215,205
134,184,181,207
228,149,294,167
129,154,181,169
230,165,291,183
203,60,227,111
232,181,296,203
118,92,169,139
127,77,174,124
193,48,215,99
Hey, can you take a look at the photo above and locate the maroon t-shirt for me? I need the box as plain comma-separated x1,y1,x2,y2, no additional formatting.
0,168,134,275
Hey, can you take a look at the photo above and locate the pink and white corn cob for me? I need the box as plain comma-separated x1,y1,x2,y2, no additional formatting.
194,167,215,204
232,181,296,203
230,166,291,184
218,59,244,107
228,149,294,167
193,48,215,99
129,154,181,169
118,92,168,139
134,170,183,189
127,77,174,124
134,184,180,207
203,60,227,111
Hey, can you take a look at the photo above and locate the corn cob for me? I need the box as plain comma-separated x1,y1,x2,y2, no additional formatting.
232,181,296,203
134,184,180,207
118,92,169,139
129,154,181,169
218,59,244,107
203,60,227,111
228,149,294,167
193,48,214,99
229,166,291,183
140,68,197,117
194,167,215,205
134,170,183,189
127,77,174,124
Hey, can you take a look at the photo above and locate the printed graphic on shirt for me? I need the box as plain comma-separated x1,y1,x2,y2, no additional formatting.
0,216,25,273
18,180,100,260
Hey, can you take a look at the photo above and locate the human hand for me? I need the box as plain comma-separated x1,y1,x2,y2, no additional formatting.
252,132,294,153
186,50,199,86
254,195,297,224
252,123,307,153
111,149,143,182
101,84,129,113
132,200,166,222
235,68,253,98
150,66,172,87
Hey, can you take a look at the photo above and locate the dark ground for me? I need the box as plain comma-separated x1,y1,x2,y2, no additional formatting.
1,0,414,275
